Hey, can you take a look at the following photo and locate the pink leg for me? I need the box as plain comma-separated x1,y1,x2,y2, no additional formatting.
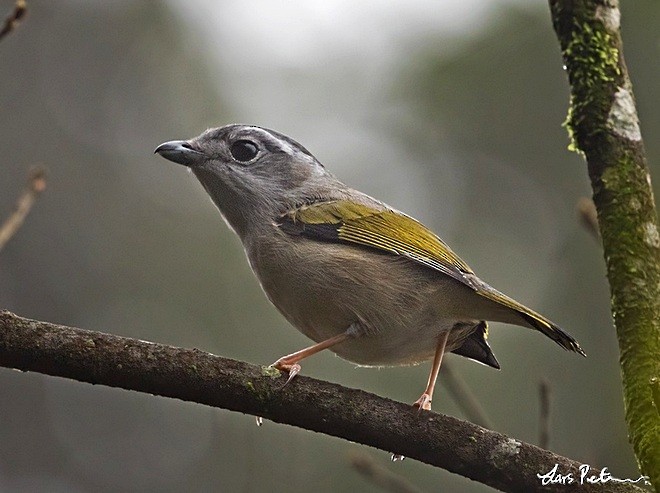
413,330,451,412
272,332,350,385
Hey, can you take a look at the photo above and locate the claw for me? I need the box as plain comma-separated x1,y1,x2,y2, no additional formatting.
283,363,301,386
272,360,301,387
268,333,351,388
412,393,432,414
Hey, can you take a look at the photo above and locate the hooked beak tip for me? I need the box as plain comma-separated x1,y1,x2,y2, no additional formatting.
154,140,205,167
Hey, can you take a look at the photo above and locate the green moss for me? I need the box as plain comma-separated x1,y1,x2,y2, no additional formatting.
600,163,619,188
597,148,660,485
260,365,282,379
600,153,636,195
563,105,582,155
245,380,256,392
651,378,660,414
562,20,621,154
552,2,660,485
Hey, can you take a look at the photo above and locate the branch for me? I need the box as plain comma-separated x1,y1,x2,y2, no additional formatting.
0,0,26,41
549,0,660,488
0,310,648,493
539,379,551,450
0,167,46,252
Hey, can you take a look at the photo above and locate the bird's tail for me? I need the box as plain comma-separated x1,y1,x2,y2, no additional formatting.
476,286,586,356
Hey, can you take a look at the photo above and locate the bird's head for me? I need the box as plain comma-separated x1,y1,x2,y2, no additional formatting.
155,124,341,237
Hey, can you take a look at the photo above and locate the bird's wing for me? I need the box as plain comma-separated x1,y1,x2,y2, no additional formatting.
279,199,586,356
278,199,478,289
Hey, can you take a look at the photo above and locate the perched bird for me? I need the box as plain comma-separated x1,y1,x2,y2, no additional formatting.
155,124,585,411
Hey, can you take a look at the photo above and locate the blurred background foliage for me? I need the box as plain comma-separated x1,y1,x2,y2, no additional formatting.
0,1,658,491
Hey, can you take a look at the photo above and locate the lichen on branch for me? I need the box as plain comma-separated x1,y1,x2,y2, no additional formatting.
548,0,660,489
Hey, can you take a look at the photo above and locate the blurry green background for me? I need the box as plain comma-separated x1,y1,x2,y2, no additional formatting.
1,1,658,491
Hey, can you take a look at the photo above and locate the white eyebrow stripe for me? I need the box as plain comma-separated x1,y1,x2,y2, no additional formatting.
246,126,296,154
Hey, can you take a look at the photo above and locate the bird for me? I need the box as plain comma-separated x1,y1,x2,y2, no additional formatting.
155,124,585,412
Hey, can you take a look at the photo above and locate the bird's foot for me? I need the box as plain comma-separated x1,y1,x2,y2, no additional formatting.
412,393,432,413
271,359,301,386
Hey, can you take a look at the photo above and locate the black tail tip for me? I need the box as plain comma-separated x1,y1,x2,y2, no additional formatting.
521,313,586,357
569,341,587,357
557,337,587,358
554,330,586,357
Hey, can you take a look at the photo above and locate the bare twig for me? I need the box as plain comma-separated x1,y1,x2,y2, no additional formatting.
0,167,46,252
577,197,599,239
440,362,494,429
0,310,647,493
539,379,551,450
348,450,423,493
0,0,27,41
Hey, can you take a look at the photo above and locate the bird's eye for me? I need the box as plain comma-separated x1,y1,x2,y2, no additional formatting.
230,140,259,162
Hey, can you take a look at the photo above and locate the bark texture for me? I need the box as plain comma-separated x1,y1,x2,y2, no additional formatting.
548,0,660,489
0,310,649,493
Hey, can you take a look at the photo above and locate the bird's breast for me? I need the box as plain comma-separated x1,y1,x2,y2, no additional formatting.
243,229,479,366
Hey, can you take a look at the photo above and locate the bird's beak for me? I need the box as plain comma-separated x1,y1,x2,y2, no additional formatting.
154,140,206,167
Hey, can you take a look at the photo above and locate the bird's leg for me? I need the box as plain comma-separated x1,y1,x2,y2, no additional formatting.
272,332,351,385
413,330,451,412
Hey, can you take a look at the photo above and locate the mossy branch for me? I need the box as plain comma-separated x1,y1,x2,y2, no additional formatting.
548,0,660,489
0,310,649,493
